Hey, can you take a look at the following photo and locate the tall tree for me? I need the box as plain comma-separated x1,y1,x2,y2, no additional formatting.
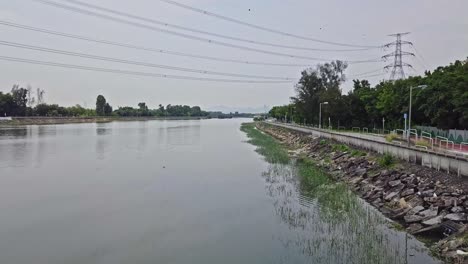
96,95,106,116
291,60,347,125
10,84,28,116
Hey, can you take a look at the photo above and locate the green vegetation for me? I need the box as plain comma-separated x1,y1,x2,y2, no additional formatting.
415,139,431,148
378,153,395,168
0,85,209,118
240,123,289,164
297,158,331,188
242,123,416,263
269,58,468,130
242,123,359,220
385,133,399,142
332,144,349,152
351,149,367,157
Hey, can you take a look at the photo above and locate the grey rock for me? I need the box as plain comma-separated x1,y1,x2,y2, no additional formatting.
418,207,438,218
407,206,425,215
385,191,399,201
404,214,425,223
422,214,445,226
354,168,367,177
407,223,423,233
349,177,363,185
451,206,464,213
444,213,466,222
371,198,382,207
388,180,401,187
401,188,415,197
424,197,438,203
407,196,423,208
421,190,435,197
381,170,391,177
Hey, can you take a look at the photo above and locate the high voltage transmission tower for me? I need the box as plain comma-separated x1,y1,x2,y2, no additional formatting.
382,32,414,80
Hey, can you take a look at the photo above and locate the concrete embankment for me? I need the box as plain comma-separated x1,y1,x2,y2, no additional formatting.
270,122,468,177
0,116,205,126
257,122,468,263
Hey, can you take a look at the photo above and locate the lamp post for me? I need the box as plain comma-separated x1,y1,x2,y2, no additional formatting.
319,102,329,129
382,117,385,134
408,85,428,146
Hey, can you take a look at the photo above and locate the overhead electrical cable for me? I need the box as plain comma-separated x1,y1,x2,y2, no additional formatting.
58,0,379,52
31,0,382,63
348,72,386,79
411,46,429,70
0,40,294,80
0,56,291,83
157,0,380,48
349,68,384,77
0,21,317,67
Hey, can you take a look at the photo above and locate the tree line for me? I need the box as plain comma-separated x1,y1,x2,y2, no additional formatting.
269,58,468,130
0,87,209,118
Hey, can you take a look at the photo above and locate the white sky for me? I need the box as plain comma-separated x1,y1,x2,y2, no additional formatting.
0,0,467,112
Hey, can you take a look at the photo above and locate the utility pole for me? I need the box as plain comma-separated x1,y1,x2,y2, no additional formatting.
383,33,414,80
319,102,328,129
382,117,385,133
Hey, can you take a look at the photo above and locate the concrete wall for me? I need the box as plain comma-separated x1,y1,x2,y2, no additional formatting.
269,122,468,177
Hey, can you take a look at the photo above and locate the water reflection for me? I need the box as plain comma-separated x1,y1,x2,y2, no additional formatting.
95,123,112,160
163,122,201,152
0,127,28,139
262,163,439,264
136,122,148,157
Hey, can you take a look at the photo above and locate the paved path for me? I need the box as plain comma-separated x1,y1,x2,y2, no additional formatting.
268,122,468,158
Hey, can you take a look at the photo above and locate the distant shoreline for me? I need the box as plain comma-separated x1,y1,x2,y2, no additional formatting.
0,116,209,126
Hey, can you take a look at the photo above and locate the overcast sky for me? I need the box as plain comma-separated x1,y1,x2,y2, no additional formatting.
1,0,467,112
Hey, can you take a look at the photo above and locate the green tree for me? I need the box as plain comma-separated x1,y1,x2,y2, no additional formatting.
291,60,348,125
104,103,113,116
96,95,107,116
10,84,29,116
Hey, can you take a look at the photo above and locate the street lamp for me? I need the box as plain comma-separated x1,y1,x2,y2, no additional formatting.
319,102,329,129
408,85,428,146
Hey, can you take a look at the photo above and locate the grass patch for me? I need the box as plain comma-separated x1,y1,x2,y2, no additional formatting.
415,139,431,148
351,149,367,157
378,153,395,168
332,144,349,152
241,123,289,164
385,133,399,142
390,222,405,231
297,158,331,188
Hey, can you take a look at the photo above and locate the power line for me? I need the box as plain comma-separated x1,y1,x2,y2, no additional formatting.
31,0,382,63
57,0,379,52
0,55,291,83
382,32,414,80
348,68,384,77
348,72,386,79
0,40,294,80
411,45,429,70
0,21,319,68
157,0,381,48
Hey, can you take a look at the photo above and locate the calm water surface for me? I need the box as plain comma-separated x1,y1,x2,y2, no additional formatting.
0,119,440,264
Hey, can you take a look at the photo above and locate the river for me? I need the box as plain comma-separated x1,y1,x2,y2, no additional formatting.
0,119,440,264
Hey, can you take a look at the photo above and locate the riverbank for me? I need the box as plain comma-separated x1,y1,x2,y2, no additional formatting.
0,116,207,126
250,122,468,263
